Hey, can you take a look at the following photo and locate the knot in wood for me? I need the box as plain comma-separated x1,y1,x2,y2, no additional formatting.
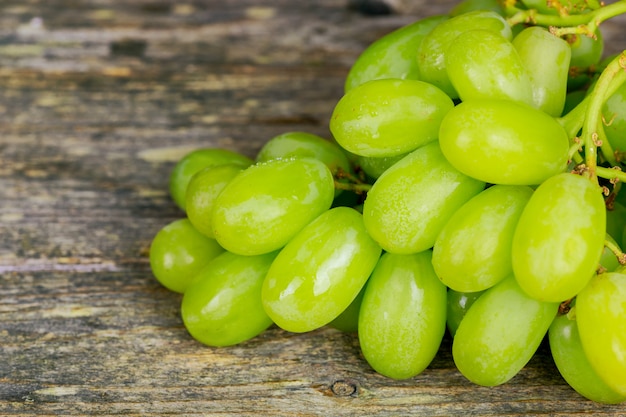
330,379,358,397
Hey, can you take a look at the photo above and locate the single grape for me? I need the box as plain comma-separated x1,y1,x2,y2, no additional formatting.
212,157,335,256
576,272,626,396
566,29,604,90
432,185,533,293
358,251,447,379
439,99,570,185
512,173,606,302
452,276,559,386
330,78,454,157
149,218,225,294
446,289,484,338
363,141,485,254
262,207,382,333
416,10,512,98
446,29,534,105
549,309,626,404
169,148,253,211
185,163,245,239
344,14,447,92
513,26,571,117
181,251,276,347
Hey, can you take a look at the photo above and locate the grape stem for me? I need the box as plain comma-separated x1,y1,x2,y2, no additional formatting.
604,238,626,265
505,0,626,30
333,180,371,194
580,52,626,182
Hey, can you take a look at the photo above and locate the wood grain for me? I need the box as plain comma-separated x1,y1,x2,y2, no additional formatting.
1,1,626,415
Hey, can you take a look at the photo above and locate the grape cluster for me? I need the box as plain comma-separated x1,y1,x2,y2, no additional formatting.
149,0,626,404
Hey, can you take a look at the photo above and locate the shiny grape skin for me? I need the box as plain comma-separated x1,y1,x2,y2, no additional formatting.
576,272,626,396
512,26,571,117
358,251,447,379
432,184,533,293
149,218,224,294
446,29,534,105
512,173,606,302
181,251,276,347
262,207,382,333
439,99,570,186
212,157,335,256
330,78,454,158
452,276,559,386
549,311,626,404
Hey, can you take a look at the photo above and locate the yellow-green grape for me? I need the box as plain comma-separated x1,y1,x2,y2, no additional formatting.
358,251,447,379
262,207,382,333
149,218,224,293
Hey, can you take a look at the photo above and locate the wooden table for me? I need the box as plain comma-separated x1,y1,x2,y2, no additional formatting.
2,1,626,415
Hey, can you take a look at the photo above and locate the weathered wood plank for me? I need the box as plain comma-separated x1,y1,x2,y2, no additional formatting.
1,0,626,415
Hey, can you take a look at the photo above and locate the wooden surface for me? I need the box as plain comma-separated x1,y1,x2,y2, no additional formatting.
1,1,626,415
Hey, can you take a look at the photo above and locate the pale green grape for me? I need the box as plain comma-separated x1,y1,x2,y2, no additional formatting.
212,157,335,256
432,185,533,292
149,218,224,293
358,251,447,379
181,251,276,347
512,173,606,302
262,207,382,333
452,276,559,386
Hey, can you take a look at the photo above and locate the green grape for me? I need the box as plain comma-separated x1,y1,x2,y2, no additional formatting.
439,99,570,185
446,29,534,105
512,173,606,302
330,79,454,157
576,272,626,396
549,310,626,404
328,283,366,333
449,0,504,16
600,234,622,272
432,185,533,293
185,164,245,239
363,141,485,254
602,80,626,152
212,157,335,256
356,153,406,179
416,10,512,98
256,131,353,177
344,15,447,92
149,218,225,294
452,276,559,386
181,251,276,347
446,289,484,338
358,251,447,379
513,26,571,117
169,148,253,211
262,207,382,333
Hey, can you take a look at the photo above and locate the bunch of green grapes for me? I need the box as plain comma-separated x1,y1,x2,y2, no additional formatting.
148,0,626,404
